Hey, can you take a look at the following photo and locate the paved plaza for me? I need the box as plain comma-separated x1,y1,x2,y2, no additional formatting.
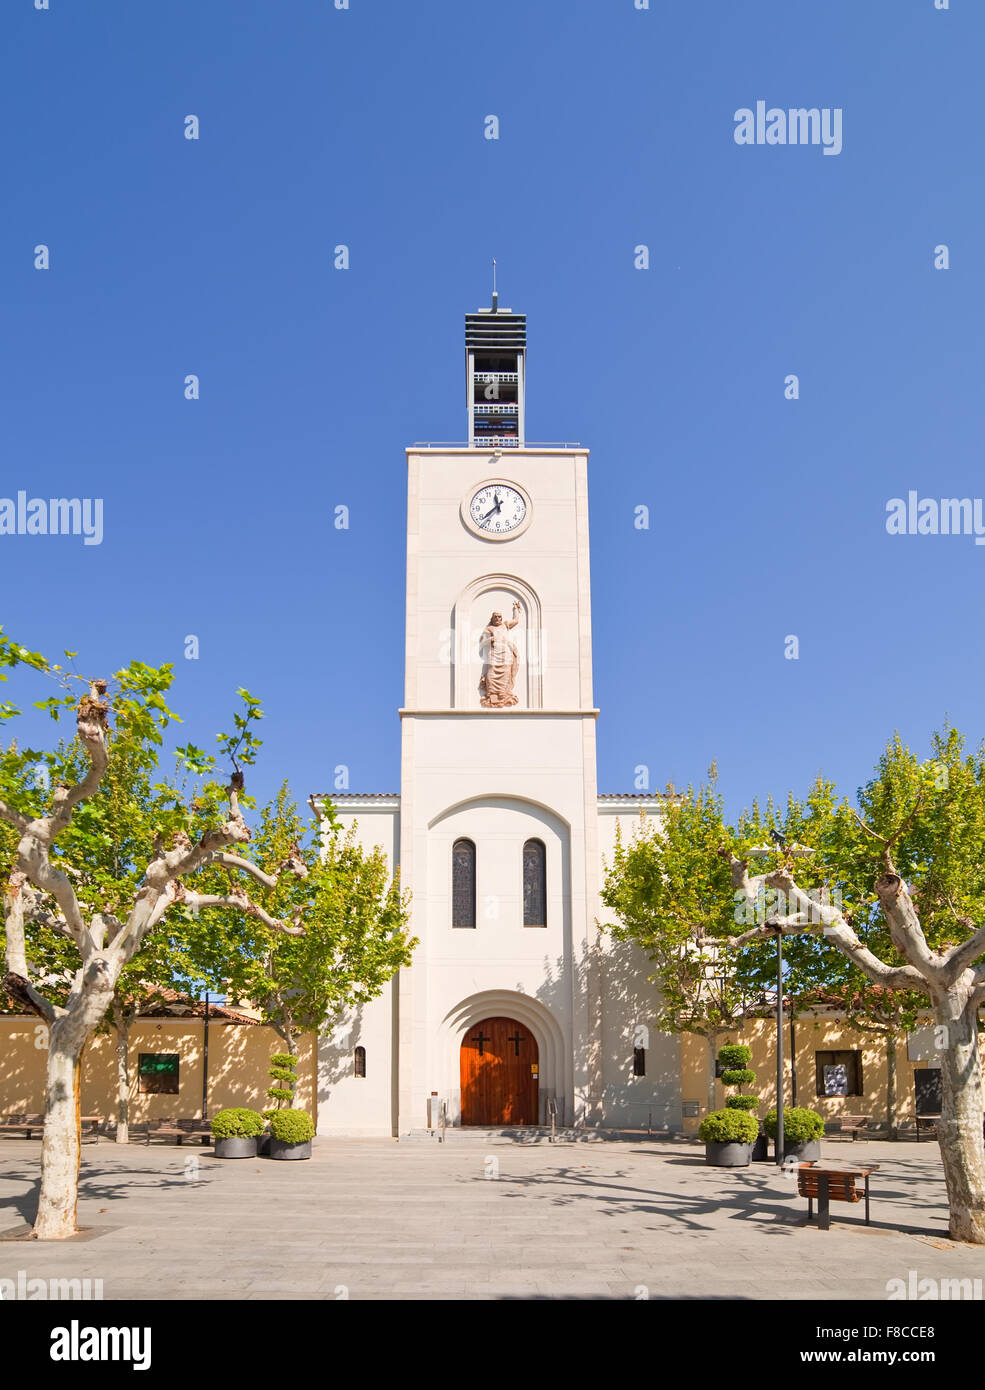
0,1135,980,1300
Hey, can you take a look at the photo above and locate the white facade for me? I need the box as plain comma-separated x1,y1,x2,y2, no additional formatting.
315,311,681,1136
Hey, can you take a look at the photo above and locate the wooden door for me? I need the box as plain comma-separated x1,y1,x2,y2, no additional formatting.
460,1016,539,1126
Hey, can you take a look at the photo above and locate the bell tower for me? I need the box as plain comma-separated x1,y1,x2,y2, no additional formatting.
465,292,526,448
395,293,603,1135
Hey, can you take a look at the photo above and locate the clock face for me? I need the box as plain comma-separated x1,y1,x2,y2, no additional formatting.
468,483,527,537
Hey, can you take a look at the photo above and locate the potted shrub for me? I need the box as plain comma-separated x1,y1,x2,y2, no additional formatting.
698,1107,758,1166
267,1108,315,1161
718,1043,768,1161
211,1107,264,1159
765,1106,824,1161
261,1051,300,1154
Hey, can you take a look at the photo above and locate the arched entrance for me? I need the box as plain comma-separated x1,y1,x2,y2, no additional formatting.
460,1016,539,1126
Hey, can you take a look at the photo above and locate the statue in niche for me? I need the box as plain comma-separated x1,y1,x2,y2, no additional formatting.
479,601,522,708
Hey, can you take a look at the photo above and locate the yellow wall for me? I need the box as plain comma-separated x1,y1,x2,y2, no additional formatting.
680,1016,983,1134
0,1018,316,1125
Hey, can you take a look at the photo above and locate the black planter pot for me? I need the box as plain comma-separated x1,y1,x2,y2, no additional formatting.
780,1138,821,1162
704,1141,752,1168
752,1132,769,1162
268,1138,312,1161
213,1136,258,1159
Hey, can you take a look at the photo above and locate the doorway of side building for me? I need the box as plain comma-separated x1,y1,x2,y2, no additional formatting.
460,1016,539,1125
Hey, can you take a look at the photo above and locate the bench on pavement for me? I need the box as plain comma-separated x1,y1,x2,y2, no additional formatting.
833,1114,871,1141
0,1113,44,1139
146,1116,211,1145
797,1162,879,1230
915,1114,940,1141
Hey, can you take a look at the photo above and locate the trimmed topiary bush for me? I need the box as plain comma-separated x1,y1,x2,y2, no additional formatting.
266,1052,298,1110
698,1108,759,1145
726,1094,758,1111
721,1068,756,1087
764,1106,824,1142
211,1107,265,1140
268,1108,315,1145
717,1044,752,1072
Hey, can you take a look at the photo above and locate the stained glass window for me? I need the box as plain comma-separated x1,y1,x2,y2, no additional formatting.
452,838,476,928
523,838,546,927
354,1046,366,1078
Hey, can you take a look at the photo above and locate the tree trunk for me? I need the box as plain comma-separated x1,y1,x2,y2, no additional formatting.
886,1033,898,1140
706,1033,718,1113
113,1005,131,1144
33,1021,85,1240
934,987,985,1244
284,1022,298,1105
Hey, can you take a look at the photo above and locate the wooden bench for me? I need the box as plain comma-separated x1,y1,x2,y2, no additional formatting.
915,1114,940,1142
834,1114,870,1141
0,1113,44,1139
178,1118,212,1145
146,1116,211,1145
797,1162,879,1230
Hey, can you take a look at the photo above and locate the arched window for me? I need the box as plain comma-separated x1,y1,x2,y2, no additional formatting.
522,839,546,927
354,1046,366,1079
452,838,476,928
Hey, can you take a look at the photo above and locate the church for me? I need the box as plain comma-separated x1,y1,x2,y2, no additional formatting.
313,298,682,1137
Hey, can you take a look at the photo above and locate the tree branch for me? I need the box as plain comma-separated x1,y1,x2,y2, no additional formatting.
724,853,931,998
2,972,58,1022
179,887,305,937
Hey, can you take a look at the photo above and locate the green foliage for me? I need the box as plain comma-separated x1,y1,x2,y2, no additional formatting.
721,1068,756,1087
268,1108,315,1145
725,1095,758,1111
265,1048,298,1108
717,1044,751,1070
186,783,416,1057
764,1106,824,1142
210,1108,265,1140
698,1109,759,1144
601,778,766,1040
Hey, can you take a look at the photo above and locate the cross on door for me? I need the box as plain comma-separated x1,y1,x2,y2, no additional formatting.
471,1031,490,1056
507,1032,526,1057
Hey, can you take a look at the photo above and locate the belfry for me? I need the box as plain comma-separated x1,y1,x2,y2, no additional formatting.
313,297,678,1135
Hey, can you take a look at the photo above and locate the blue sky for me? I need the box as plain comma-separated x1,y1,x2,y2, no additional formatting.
2,0,981,822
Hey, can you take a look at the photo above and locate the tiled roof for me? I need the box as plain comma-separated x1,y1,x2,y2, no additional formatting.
312,792,399,800
597,793,665,800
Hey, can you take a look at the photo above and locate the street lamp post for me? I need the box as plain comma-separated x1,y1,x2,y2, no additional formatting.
773,926,784,1166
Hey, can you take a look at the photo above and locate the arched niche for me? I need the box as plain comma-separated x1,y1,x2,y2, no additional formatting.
452,573,543,709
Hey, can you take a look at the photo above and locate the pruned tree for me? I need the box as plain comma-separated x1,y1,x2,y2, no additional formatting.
727,729,985,1244
0,632,308,1239
733,783,925,1137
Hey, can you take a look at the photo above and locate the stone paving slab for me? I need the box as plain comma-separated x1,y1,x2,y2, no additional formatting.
0,1135,979,1300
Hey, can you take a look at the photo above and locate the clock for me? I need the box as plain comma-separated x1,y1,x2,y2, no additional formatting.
462,479,532,540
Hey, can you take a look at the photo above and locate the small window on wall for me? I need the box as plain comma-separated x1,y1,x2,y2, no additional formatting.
522,839,546,927
633,1047,646,1077
452,838,476,928
815,1049,862,1098
354,1046,366,1079
138,1053,179,1095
